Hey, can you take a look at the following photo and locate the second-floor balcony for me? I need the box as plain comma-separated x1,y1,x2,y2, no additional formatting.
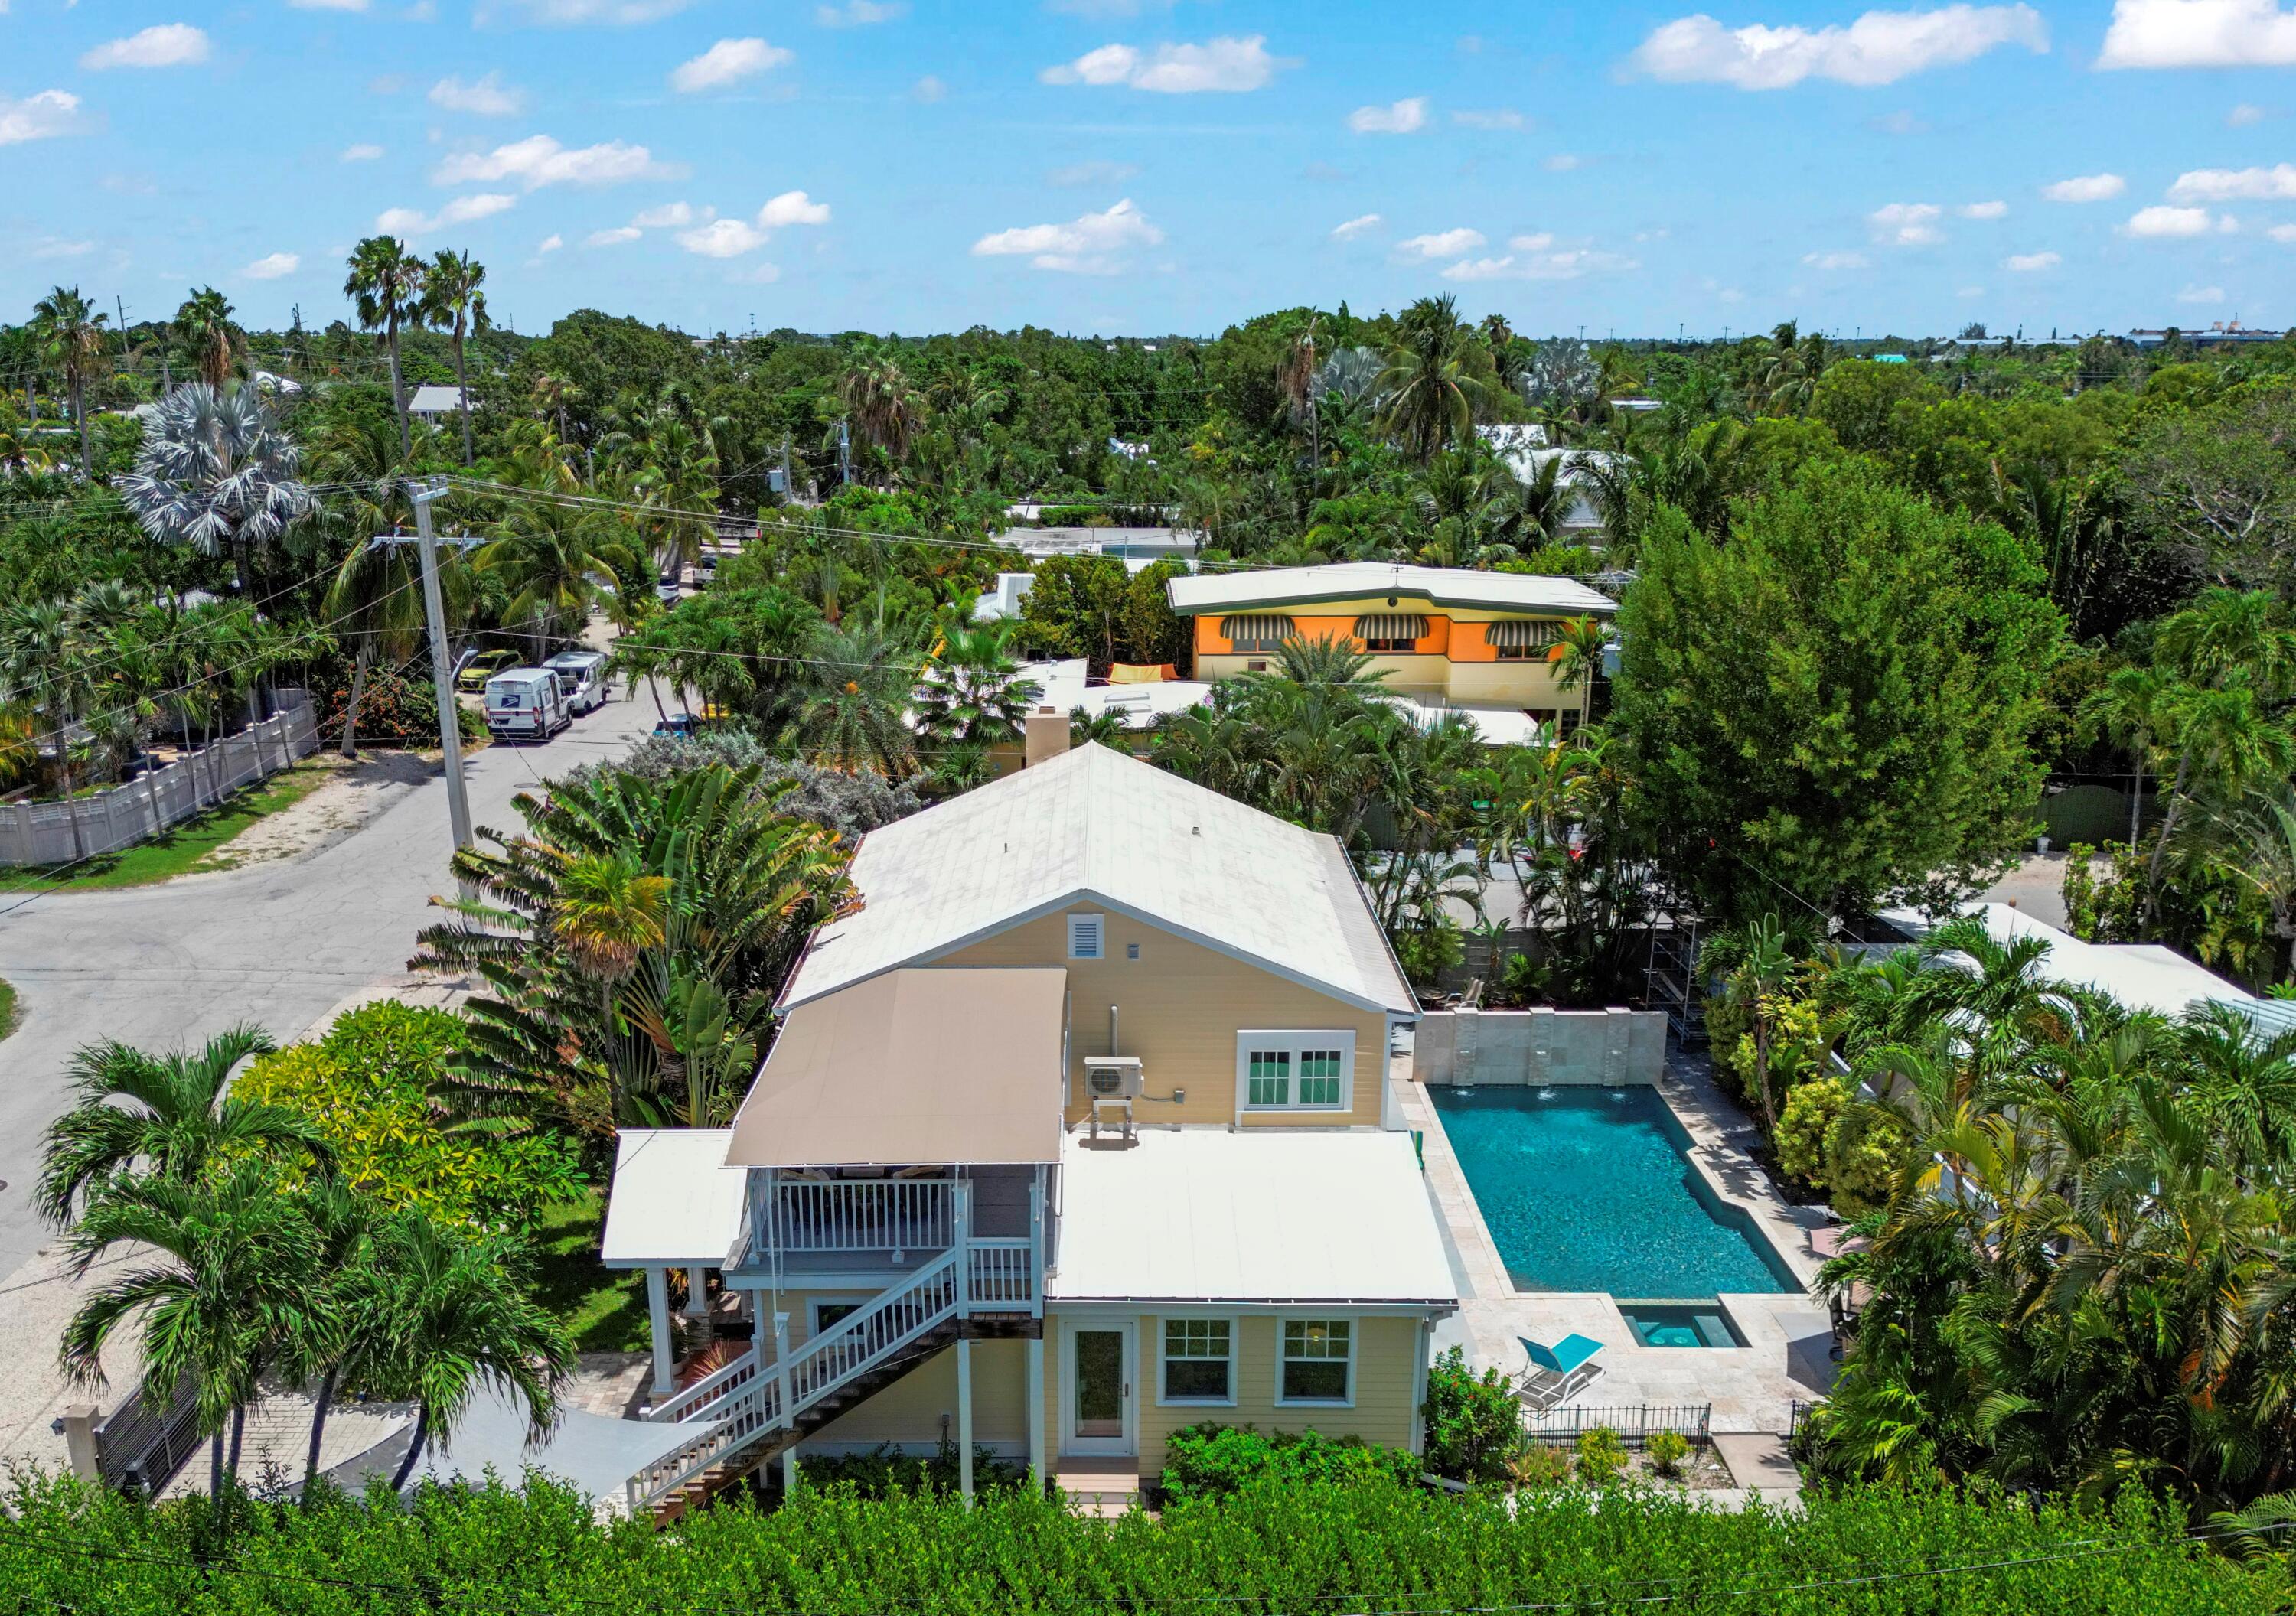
729,1167,1048,1285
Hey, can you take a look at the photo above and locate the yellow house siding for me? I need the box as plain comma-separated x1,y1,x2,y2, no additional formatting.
936,910,1389,1128
770,1288,1031,1450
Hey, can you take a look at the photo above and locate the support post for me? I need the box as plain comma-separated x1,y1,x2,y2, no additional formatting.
645,1266,675,1398
684,1265,710,1321
772,1310,797,1492
1028,1169,1045,1318
1026,1335,1046,1487
55,1406,99,1483
956,1337,974,1509
406,481,474,859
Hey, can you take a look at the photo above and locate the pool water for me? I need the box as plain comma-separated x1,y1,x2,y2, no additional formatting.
1621,1303,1747,1348
1430,1084,1798,1299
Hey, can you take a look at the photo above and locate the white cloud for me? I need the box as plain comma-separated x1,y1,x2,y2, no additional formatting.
670,37,794,93
2271,222,2296,242
341,142,386,162
1451,108,1526,130
971,197,1163,272
0,90,86,145
1802,249,1872,269
1869,201,1945,244
1040,35,1290,93
80,24,211,70
429,72,527,116
500,0,695,22
2230,102,2270,125
2042,172,2126,202
632,201,709,227
243,252,301,279
2099,0,2296,68
728,262,783,285
911,75,947,102
816,0,905,23
1543,152,1583,171
585,225,643,246
1441,248,1639,281
433,136,677,190
1396,227,1486,258
2169,162,2296,200
758,190,831,226
30,238,94,260
1349,96,1428,133
2127,204,2216,236
1958,199,2009,219
677,218,767,256
1627,5,2047,89
1329,212,1382,240
375,193,518,236
537,233,565,252
1508,231,1557,250
2179,282,2227,303
2004,249,2061,270
1049,159,1141,186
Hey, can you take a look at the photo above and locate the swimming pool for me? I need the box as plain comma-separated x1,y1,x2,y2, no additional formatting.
1429,1083,1799,1300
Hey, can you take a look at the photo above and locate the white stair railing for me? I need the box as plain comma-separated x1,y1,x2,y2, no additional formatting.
644,1344,763,1425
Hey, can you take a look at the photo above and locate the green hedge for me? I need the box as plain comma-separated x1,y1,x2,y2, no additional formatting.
0,1469,2275,1614
1160,1422,1421,1502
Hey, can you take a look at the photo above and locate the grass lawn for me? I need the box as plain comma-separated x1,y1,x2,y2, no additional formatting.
530,1193,651,1352
0,977,17,1044
2,758,338,894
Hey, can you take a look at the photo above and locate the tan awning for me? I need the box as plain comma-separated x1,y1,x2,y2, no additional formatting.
1355,613,1427,642
727,968,1068,1167
1219,614,1296,650
1486,618,1564,650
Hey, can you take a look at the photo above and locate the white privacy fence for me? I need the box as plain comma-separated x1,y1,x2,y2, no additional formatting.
0,692,320,868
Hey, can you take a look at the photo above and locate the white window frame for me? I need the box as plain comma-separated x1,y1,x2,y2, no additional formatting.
1068,912,1106,960
1275,1316,1356,1408
1235,1029,1355,1113
1156,1314,1240,1407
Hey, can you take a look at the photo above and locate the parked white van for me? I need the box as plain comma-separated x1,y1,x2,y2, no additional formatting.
482,668,571,741
544,650,609,715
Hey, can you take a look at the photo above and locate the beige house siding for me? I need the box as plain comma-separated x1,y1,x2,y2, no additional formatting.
936,908,1390,1128
773,1288,1031,1451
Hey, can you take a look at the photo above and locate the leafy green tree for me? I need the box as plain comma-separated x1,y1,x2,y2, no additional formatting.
787,617,921,775
30,285,109,477
1014,553,1131,674
914,620,1042,749
1615,461,2064,922
1808,357,1936,454
1375,295,1495,463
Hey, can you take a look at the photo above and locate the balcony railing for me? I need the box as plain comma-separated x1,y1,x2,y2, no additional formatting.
967,1238,1035,1310
758,1178,957,1262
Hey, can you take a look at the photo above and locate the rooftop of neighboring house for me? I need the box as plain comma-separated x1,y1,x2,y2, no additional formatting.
1168,562,1616,619
781,741,1415,1016
1877,901,2260,1022
406,385,468,413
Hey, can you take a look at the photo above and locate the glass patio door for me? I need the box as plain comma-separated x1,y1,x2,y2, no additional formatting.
1063,1322,1134,1455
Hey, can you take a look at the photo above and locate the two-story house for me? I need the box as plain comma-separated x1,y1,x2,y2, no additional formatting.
1167,562,1617,741
601,738,1456,1519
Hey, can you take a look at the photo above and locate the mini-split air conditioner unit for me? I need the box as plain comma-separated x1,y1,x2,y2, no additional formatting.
1083,1055,1145,1100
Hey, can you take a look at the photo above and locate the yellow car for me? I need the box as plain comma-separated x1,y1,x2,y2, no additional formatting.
455,650,517,692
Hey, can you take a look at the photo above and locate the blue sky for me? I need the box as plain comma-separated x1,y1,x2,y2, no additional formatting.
7,1,2296,339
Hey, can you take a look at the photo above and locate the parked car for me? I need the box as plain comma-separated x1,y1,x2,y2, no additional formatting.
455,649,517,692
654,710,700,738
656,572,683,605
483,668,572,741
544,649,610,715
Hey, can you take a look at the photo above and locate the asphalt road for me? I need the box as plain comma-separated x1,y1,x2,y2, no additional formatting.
0,684,660,1280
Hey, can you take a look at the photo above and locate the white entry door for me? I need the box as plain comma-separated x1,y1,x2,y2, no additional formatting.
1060,1320,1136,1456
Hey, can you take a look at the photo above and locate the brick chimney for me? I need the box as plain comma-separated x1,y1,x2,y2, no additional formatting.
1024,705,1070,767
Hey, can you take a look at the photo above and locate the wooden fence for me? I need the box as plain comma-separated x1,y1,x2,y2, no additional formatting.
0,692,318,868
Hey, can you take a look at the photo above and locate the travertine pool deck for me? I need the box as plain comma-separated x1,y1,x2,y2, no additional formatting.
1395,1051,1838,1436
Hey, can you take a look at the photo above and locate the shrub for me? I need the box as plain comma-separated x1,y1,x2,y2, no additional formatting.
1161,1423,1420,1503
571,733,925,839
1420,1346,1520,1483
1575,1426,1629,1486
308,653,484,748
788,1442,1025,1500
238,1002,587,1231
1647,1429,1693,1478
1391,916,1466,986
1507,1444,1573,1490
1776,1076,1846,1191
1824,1102,1909,1217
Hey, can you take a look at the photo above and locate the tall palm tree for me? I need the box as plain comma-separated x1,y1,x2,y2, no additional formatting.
358,1209,573,1489
1543,614,1609,721
914,620,1042,749
60,1164,328,1497
553,849,668,1040
788,617,922,776
474,497,635,650
837,342,922,471
116,383,315,598
424,250,489,467
1375,295,1494,463
172,287,241,391
344,236,427,459
1718,914,1796,1138
31,285,110,478
34,1025,323,1225
2083,663,2169,851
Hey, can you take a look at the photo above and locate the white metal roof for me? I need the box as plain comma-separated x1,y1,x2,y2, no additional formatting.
600,1129,745,1268
1169,563,1614,619
1880,901,2255,1021
1047,1129,1458,1305
1014,658,1214,730
407,385,468,415
782,742,1415,1015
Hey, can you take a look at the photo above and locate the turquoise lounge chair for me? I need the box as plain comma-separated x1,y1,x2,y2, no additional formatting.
1516,1334,1605,1412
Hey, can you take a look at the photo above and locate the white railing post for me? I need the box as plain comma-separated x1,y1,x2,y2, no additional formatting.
1028,1168,1045,1317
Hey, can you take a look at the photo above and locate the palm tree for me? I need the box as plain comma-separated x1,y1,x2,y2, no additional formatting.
2208,789,2296,987
116,383,315,597
914,620,1042,749
173,287,241,391
358,1209,574,1489
31,285,110,477
0,597,100,858
474,497,636,650
787,617,921,775
838,342,922,471
1543,614,1609,721
553,849,668,1038
2083,663,2169,851
60,1164,327,1497
344,236,427,458
425,250,489,467
34,1025,324,1225
2141,676,2296,930
1375,295,1494,463
1717,914,1796,1138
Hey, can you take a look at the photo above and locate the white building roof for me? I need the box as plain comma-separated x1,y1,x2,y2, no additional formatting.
783,742,1415,1015
407,385,468,415
1169,563,1614,619
599,1129,745,1268
1016,658,1213,730
1880,901,2255,1021
1047,1129,1457,1305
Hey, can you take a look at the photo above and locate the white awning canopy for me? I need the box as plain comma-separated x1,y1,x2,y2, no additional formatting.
601,1129,746,1269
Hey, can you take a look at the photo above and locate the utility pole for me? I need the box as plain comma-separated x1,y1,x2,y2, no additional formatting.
407,480,475,858
837,418,851,485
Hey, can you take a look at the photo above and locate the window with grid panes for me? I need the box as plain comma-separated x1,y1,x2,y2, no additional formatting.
1246,1047,1290,1106
1298,1048,1344,1106
1162,1318,1232,1401
1281,1319,1352,1403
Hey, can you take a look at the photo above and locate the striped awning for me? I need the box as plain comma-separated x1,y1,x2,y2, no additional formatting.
1486,618,1564,651
1220,614,1296,649
1355,614,1427,642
